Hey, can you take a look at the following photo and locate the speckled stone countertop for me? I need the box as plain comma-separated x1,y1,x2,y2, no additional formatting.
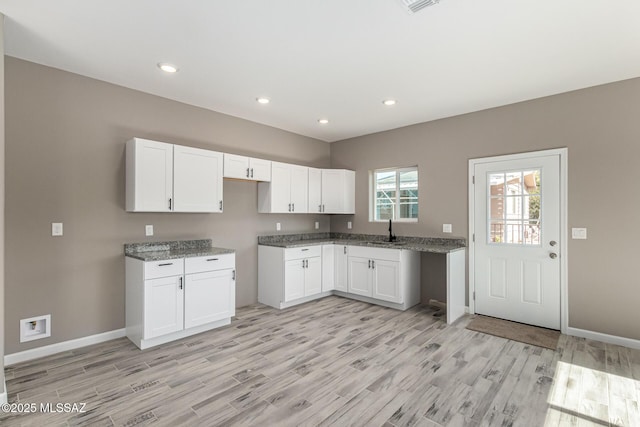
258,233,466,254
125,239,235,261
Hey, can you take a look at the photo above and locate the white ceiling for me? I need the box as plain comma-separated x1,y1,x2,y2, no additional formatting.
1,1,639,142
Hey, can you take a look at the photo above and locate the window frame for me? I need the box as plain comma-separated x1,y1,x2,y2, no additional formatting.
369,166,419,223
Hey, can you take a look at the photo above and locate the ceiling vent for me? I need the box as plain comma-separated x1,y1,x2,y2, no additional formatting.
400,0,441,13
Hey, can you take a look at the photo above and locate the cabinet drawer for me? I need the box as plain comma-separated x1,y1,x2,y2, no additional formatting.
144,259,184,280
284,245,322,261
348,246,400,262
185,253,235,274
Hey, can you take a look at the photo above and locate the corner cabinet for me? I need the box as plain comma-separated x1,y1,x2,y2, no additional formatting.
126,138,223,213
257,161,308,213
308,168,355,214
126,253,235,350
258,245,326,309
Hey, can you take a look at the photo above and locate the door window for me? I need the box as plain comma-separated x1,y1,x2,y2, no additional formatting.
488,169,540,245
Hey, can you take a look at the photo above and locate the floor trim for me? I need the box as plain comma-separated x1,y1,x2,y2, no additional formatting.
0,379,7,404
4,328,126,366
566,326,640,350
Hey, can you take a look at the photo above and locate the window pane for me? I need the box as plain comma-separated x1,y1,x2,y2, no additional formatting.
376,189,395,220
399,170,418,219
372,167,418,221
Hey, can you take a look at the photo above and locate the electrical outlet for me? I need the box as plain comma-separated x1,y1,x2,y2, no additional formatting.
145,225,154,236
315,221,319,230
443,224,452,233
276,222,281,231
51,222,63,236
347,221,352,230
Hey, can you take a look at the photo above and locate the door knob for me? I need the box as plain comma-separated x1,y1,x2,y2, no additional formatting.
550,240,557,247
549,253,557,259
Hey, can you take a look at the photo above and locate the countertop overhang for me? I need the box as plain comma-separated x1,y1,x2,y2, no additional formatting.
125,239,234,261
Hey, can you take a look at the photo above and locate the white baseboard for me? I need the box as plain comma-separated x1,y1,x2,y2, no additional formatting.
566,327,640,350
4,328,126,366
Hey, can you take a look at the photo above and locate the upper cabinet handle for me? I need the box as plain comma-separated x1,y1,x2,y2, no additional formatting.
246,167,250,178
219,200,223,211
250,168,254,178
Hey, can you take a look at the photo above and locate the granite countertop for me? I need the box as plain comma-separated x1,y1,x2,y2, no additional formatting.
258,233,466,254
125,239,235,261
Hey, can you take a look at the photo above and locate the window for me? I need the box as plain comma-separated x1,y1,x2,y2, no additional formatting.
370,167,418,222
488,169,540,245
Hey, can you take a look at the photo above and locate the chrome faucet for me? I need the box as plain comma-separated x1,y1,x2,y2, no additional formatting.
388,219,396,242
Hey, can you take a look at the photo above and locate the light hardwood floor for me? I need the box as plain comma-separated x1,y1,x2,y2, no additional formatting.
2,296,639,426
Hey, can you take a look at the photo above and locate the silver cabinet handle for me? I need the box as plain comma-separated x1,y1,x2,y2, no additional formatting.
251,168,254,178
301,248,309,251
319,204,322,212
288,203,292,212
219,200,223,211
292,203,295,212
179,277,183,290
246,167,250,178
232,270,236,280
322,204,325,212
372,260,375,269
302,259,305,268
549,253,558,259
158,263,173,266
206,258,219,261
343,246,347,254
368,260,371,269
169,198,172,210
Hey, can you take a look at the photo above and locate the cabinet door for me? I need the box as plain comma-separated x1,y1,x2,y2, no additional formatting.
289,165,309,213
308,168,322,213
322,245,335,291
348,256,372,297
223,153,250,179
184,269,235,329
335,245,349,291
284,259,305,302
173,146,223,212
144,275,184,339
372,259,402,303
249,158,272,181
304,257,322,296
270,162,292,213
321,169,344,213
128,138,173,212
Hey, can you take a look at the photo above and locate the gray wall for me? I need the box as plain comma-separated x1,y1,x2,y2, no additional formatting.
4,57,331,355
330,77,640,341
1,14,6,396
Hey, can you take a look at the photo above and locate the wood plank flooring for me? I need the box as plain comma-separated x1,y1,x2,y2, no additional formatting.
1,296,639,426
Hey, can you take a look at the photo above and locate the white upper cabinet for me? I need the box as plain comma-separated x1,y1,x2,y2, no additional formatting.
258,161,308,213
126,138,173,212
307,168,355,214
126,138,223,213
173,145,223,213
223,153,271,182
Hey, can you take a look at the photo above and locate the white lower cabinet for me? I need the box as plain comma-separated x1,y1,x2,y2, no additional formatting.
259,245,324,309
259,243,420,311
126,253,236,350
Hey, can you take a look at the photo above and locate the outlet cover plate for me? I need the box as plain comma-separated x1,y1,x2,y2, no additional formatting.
52,222,63,236
145,225,154,236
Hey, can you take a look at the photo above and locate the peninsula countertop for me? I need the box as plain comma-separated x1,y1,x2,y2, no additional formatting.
124,239,234,261
258,233,466,254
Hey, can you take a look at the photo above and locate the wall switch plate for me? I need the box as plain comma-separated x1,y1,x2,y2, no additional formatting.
315,221,319,230
572,227,587,239
443,224,452,233
51,222,63,236
347,221,352,229
276,222,281,231
145,225,154,236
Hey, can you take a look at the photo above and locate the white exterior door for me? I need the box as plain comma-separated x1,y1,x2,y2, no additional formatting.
173,146,223,212
473,153,561,329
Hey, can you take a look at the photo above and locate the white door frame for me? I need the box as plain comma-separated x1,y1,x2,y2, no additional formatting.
468,148,568,333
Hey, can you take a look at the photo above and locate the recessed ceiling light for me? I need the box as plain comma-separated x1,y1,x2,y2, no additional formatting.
383,99,397,106
158,63,178,73
256,97,270,104
318,119,329,125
